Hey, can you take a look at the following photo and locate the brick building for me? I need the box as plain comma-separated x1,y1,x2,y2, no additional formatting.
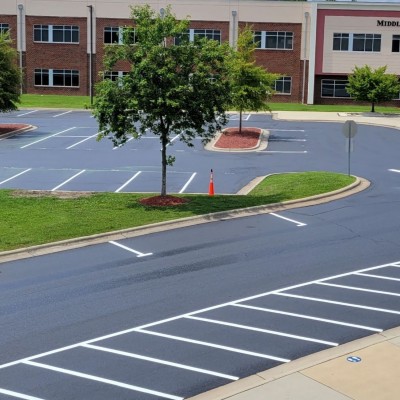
1,0,400,105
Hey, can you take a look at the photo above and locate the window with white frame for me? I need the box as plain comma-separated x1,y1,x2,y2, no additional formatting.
33,25,79,43
254,31,293,50
104,27,136,45
34,69,79,87
0,23,9,34
275,77,292,94
175,29,221,45
321,79,350,98
333,33,381,52
103,71,128,81
392,35,400,52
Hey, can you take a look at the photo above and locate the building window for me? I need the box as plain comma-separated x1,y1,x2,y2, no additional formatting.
333,33,380,52
175,29,221,45
104,27,136,45
321,79,350,98
254,31,293,50
353,33,381,52
275,77,292,94
103,71,128,81
392,35,400,52
33,25,79,43
0,23,9,34
34,69,79,87
333,33,349,51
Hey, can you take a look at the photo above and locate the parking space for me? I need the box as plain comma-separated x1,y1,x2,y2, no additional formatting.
1,260,400,399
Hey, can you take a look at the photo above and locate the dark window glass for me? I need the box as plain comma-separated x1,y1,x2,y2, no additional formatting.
253,31,262,48
392,35,400,52
333,33,349,51
52,26,64,42
104,27,119,44
34,69,49,86
0,23,9,34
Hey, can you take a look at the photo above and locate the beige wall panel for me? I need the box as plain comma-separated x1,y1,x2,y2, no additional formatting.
323,15,400,74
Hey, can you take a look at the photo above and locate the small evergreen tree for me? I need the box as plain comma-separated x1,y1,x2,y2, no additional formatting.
0,32,21,112
346,65,400,112
229,26,278,134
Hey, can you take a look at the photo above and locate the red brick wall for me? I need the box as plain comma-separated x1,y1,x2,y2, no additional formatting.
25,16,88,95
239,22,304,103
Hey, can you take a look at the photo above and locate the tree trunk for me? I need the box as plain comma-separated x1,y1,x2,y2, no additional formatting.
160,132,167,196
239,109,243,135
371,101,375,113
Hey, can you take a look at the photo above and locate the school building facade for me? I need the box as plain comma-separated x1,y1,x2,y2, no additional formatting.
1,0,400,105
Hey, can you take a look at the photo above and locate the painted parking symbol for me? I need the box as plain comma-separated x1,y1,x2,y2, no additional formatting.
347,356,362,363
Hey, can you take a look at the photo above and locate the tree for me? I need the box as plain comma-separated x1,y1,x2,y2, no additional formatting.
229,26,278,134
0,32,21,112
93,5,231,196
346,65,400,112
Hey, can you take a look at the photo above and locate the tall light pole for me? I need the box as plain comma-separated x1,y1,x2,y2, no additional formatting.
87,5,94,106
18,4,23,94
301,12,310,104
231,10,237,49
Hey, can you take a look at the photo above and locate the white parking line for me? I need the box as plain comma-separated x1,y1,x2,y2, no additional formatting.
166,134,181,147
53,110,72,118
23,361,182,400
17,110,37,117
232,304,382,332
109,240,153,257
0,168,31,185
51,170,86,191
355,272,400,282
266,151,308,154
388,169,400,173
179,172,196,193
268,139,306,142
0,388,46,400
268,129,305,132
275,293,400,314
66,134,98,149
185,316,337,346
135,329,290,362
317,282,400,297
82,344,238,380
115,171,141,193
21,127,76,149
270,213,307,227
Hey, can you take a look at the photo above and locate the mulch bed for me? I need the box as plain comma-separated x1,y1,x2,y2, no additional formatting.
214,127,261,149
0,124,30,136
139,195,190,207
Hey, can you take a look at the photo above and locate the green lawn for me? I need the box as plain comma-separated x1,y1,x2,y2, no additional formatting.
17,94,400,113
0,172,355,251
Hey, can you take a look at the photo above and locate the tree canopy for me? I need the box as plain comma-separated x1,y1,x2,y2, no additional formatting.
0,32,21,112
229,26,278,133
346,65,400,112
93,5,232,196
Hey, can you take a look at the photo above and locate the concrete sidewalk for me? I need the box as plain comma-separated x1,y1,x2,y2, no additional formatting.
189,111,400,400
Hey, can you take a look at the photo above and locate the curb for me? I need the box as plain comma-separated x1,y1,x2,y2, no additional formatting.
0,124,36,139
0,176,369,264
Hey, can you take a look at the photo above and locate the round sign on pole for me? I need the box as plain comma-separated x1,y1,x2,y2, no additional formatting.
342,120,358,138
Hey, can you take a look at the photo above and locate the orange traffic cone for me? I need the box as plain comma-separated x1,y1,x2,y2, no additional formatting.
209,169,215,196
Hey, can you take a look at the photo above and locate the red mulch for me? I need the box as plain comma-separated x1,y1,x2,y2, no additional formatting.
0,124,30,136
214,127,261,149
139,195,189,207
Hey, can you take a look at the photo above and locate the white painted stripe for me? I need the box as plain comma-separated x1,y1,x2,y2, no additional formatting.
389,169,400,173
51,170,86,191
270,212,307,227
275,293,400,314
21,127,76,148
166,134,181,147
53,110,72,118
232,304,382,332
136,329,290,362
115,171,141,193
179,172,196,194
185,316,337,346
66,134,98,149
109,240,153,257
317,282,400,297
23,361,182,400
356,272,400,282
17,110,37,117
268,129,305,132
82,344,238,380
0,169,31,185
113,137,134,149
2,259,400,371
266,151,308,154
268,139,306,142
0,388,45,400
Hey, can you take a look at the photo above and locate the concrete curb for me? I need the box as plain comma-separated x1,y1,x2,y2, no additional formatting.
0,124,36,139
0,176,369,264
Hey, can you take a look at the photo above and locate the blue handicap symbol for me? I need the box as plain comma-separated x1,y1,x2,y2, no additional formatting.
347,356,361,363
